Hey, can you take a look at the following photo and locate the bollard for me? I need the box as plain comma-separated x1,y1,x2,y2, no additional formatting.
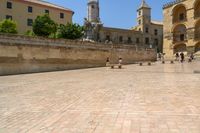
111,65,114,69
119,65,122,69
148,62,151,66
162,61,165,64
139,63,143,66
170,61,174,64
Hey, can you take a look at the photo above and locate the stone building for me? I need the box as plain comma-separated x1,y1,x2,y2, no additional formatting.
0,0,74,34
163,0,200,58
133,0,163,52
86,0,163,52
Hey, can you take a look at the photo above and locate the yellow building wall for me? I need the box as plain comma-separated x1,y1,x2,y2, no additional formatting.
163,0,200,59
0,0,73,34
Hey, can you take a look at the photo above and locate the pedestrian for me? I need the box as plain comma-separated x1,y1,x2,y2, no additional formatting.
161,53,165,61
188,53,194,62
118,58,122,65
180,52,185,63
175,53,179,61
106,57,110,67
118,58,122,69
190,53,194,60
158,53,162,61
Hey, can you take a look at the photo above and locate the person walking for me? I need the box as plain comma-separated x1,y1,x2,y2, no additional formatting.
118,58,122,65
118,58,122,69
180,52,185,63
175,53,179,61
106,57,110,67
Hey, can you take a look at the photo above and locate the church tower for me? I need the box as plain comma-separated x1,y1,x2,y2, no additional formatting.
87,0,100,23
137,0,151,32
137,0,152,46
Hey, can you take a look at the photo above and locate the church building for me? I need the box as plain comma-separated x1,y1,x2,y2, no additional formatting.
86,0,163,53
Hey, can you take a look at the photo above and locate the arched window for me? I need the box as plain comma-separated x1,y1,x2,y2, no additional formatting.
172,4,187,23
173,24,187,43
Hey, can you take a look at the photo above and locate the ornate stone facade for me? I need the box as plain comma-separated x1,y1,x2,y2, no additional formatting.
85,0,163,53
163,0,200,58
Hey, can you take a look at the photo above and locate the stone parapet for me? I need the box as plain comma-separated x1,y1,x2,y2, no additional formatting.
0,34,156,75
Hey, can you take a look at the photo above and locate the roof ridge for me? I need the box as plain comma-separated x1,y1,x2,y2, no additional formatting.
24,0,73,12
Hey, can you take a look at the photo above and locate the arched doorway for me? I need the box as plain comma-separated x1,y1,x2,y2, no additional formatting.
174,43,187,54
172,24,187,43
195,20,200,40
172,4,187,23
195,42,200,52
194,0,200,18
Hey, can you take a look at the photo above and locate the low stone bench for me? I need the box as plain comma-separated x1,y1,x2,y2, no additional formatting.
194,70,200,74
110,64,122,69
139,62,152,66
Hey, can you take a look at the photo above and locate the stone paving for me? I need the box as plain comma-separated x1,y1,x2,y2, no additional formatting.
0,61,200,133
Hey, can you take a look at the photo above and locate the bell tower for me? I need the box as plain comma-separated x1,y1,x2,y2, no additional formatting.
87,0,100,23
137,0,151,32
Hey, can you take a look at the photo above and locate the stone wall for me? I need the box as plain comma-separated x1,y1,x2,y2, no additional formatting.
0,34,156,75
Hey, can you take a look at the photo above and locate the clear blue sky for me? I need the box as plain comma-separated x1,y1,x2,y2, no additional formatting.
46,0,170,29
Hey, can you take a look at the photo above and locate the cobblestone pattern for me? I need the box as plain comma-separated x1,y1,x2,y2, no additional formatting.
0,61,200,133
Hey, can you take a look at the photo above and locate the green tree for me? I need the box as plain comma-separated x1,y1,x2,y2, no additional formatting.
0,19,17,34
57,23,84,40
33,14,57,37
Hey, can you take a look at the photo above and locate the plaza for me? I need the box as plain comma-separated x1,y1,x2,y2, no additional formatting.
0,61,200,133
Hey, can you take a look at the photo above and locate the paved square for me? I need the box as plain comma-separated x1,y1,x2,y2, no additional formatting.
0,62,200,133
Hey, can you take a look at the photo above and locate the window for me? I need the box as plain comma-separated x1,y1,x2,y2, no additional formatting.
6,15,12,20
60,13,64,19
138,20,141,25
180,34,185,41
139,28,141,31
91,5,95,9
139,11,141,16
145,37,149,44
106,35,110,41
7,2,12,9
27,19,33,26
179,13,185,21
145,27,149,33
119,36,123,42
28,6,32,13
128,37,132,43
45,9,49,14
136,38,140,43
154,29,158,36
154,39,158,46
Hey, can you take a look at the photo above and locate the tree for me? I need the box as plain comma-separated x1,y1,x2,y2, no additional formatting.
0,19,17,34
57,23,84,40
33,14,57,37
